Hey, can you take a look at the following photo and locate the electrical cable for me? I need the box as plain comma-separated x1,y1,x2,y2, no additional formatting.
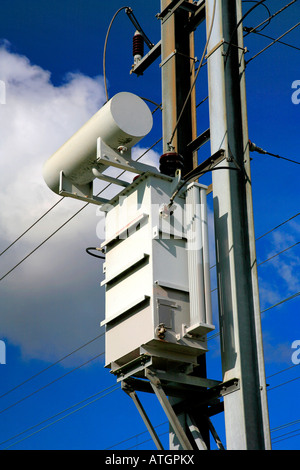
256,212,300,241
208,291,300,342
272,429,300,445
246,22,300,65
0,332,104,401
0,351,104,416
0,197,64,257
168,165,240,209
85,247,105,259
125,7,154,50
244,28,300,52
267,363,299,380
249,141,300,165
126,431,169,450
196,95,208,108
2,384,120,450
105,421,168,450
257,241,300,266
243,0,298,38
224,0,268,65
103,6,130,102
271,418,300,433
260,291,300,314
167,0,216,150
242,1,271,31
267,374,300,392
103,6,154,102
0,384,119,448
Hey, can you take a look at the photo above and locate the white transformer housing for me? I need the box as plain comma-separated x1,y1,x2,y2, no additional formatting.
100,172,214,377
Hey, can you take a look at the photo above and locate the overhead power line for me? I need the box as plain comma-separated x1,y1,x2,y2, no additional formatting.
244,28,300,52
243,0,299,37
271,418,300,434
1,384,120,450
272,429,300,445
246,22,300,65
250,141,300,166
260,291,300,314
257,241,300,266
0,332,104,401
255,212,300,241
225,0,268,64
0,197,64,257
242,1,271,31
0,352,104,416
103,6,154,102
267,374,300,392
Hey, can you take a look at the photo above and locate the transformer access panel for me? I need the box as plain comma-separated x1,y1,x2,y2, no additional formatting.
100,172,214,377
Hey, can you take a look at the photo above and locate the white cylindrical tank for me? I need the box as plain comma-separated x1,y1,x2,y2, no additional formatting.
43,92,153,194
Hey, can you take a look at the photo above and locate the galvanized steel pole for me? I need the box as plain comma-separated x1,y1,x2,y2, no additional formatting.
205,0,271,449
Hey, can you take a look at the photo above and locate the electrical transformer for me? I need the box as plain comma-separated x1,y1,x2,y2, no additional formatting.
100,171,215,379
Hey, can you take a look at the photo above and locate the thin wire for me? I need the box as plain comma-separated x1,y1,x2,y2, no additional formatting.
258,150,300,166
0,204,89,282
257,241,300,266
105,421,168,450
0,332,104,401
260,291,300,314
103,6,130,102
267,363,299,380
0,197,64,257
267,374,300,391
208,292,300,341
0,384,119,448
246,28,300,52
271,418,300,433
242,1,271,32
209,212,300,269
0,352,104,416
224,0,268,65
85,247,105,259
256,212,300,241
126,431,169,450
196,95,208,108
167,0,216,149
246,22,300,65
169,166,240,208
272,429,300,445
3,385,120,450
243,0,298,38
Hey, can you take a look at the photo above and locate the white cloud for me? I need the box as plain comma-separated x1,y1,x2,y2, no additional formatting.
0,43,106,242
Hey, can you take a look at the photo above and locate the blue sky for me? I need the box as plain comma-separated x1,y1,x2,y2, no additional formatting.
0,0,299,451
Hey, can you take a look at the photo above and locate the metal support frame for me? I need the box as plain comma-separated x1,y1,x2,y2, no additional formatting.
145,369,194,450
59,137,160,207
122,382,164,450
121,366,231,451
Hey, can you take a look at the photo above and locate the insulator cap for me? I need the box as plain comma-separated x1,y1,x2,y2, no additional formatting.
133,30,144,58
159,152,184,177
